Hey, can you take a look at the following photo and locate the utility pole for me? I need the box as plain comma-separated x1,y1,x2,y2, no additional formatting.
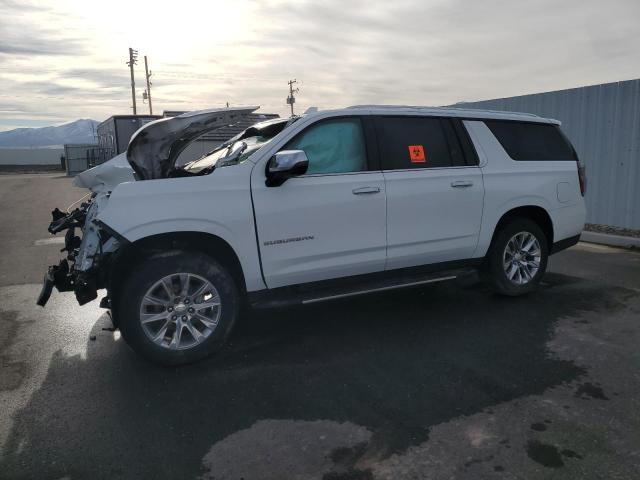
286,79,299,116
127,47,138,114
143,55,153,115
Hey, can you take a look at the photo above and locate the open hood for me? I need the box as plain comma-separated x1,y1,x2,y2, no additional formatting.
126,106,259,180
73,152,134,193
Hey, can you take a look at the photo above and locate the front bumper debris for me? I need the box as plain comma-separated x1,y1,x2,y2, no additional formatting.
37,195,120,307
36,259,73,306
36,267,55,307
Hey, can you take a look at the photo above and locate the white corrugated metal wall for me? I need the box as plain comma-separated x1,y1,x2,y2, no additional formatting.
456,79,640,230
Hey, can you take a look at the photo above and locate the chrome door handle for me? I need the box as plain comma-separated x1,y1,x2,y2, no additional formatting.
451,180,474,188
352,186,381,195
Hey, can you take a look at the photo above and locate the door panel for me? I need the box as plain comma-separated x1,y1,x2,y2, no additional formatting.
251,116,386,288
373,115,484,270
384,167,484,269
252,172,387,288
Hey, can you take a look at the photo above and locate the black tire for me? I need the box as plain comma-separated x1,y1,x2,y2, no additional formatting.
117,250,240,366
485,218,549,296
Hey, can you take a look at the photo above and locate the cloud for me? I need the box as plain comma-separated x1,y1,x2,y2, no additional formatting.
0,43,80,56
0,1,88,57
0,0,52,12
0,0,639,130
62,68,132,89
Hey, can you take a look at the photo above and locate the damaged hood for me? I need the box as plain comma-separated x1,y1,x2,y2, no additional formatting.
73,153,134,193
127,106,259,180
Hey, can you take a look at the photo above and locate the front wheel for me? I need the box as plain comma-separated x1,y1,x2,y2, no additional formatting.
485,219,549,296
117,251,240,365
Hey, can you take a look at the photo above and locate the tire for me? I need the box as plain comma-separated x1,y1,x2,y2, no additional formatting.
485,218,549,296
117,250,240,366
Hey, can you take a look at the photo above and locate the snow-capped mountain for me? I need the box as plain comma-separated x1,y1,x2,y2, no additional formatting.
0,119,99,147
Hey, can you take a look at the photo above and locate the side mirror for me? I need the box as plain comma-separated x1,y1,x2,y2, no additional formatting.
265,150,309,187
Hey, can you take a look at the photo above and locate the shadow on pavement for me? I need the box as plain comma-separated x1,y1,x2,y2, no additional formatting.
1,273,629,479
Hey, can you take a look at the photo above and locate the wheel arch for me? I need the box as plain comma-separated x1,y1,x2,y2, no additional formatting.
490,205,554,250
108,231,247,324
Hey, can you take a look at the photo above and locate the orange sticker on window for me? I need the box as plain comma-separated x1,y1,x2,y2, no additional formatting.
408,145,426,163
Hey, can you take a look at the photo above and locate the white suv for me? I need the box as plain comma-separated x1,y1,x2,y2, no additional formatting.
38,106,586,365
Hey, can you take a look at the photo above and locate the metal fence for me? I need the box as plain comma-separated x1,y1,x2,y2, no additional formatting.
64,144,114,176
456,79,640,230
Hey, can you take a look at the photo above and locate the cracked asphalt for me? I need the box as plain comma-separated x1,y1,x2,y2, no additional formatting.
1,173,639,479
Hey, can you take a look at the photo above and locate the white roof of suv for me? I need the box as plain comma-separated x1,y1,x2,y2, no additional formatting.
343,105,559,125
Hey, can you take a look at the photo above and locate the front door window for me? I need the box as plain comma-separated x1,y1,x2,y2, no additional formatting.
284,118,366,174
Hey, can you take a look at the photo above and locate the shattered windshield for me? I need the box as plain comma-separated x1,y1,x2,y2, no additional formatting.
175,117,295,176
180,136,268,174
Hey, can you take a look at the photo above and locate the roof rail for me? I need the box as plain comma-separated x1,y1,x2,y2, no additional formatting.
446,106,540,118
346,104,541,119
347,104,427,109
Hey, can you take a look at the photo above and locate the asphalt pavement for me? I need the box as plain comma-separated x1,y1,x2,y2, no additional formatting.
1,173,639,479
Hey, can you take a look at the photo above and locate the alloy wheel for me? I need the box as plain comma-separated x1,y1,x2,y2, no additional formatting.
502,231,542,285
139,273,221,350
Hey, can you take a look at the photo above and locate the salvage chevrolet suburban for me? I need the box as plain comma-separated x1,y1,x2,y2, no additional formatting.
38,106,586,365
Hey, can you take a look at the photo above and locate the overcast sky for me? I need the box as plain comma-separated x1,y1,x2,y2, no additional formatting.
1,0,639,131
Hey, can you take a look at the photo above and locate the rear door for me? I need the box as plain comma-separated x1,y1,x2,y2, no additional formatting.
251,116,387,288
376,116,485,270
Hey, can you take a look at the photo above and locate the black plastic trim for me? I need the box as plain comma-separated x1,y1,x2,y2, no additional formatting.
361,116,381,171
452,119,480,166
440,119,467,167
248,258,482,308
550,234,580,255
249,176,269,288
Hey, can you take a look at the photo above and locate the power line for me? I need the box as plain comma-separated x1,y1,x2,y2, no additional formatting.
286,79,299,116
143,55,153,115
126,47,138,114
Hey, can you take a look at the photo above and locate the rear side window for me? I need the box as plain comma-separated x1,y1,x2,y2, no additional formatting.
375,117,466,170
485,120,577,161
284,118,367,174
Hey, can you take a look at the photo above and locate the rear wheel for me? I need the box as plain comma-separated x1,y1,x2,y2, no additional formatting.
486,218,548,296
117,251,240,365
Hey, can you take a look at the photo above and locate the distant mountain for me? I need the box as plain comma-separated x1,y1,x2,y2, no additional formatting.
0,119,99,147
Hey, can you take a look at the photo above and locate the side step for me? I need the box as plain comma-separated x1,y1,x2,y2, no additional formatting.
302,275,457,304
249,267,480,309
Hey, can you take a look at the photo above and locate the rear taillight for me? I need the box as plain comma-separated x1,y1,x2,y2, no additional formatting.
578,162,586,196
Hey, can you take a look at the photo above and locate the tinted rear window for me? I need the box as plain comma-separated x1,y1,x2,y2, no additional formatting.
375,117,463,169
485,120,577,161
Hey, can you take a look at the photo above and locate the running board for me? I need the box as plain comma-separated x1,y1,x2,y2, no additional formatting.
249,265,480,309
302,275,457,304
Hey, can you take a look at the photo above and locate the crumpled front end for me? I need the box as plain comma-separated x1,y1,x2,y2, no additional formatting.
36,192,125,307
36,106,269,309
73,152,134,193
